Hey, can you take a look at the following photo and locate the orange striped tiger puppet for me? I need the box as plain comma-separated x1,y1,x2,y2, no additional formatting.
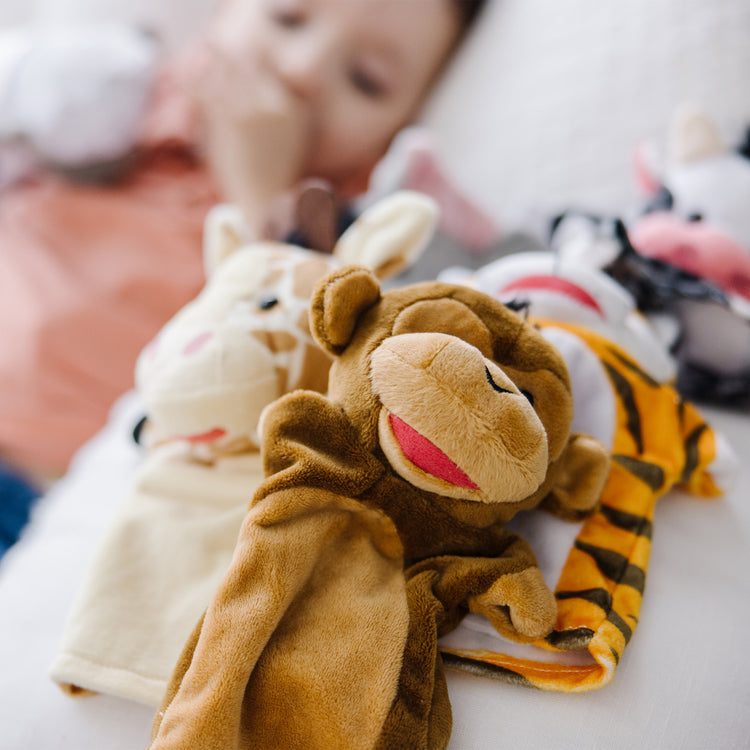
439,252,737,691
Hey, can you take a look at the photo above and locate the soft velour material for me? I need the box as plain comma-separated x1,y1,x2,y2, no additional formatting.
436,252,736,691
441,322,733,691
50,192,436,707
149,267,609,750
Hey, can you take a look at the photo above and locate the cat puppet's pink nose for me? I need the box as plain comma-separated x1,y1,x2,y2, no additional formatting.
182,331,214,356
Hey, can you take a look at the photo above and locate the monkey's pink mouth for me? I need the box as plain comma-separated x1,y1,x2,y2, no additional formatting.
389,413,478,489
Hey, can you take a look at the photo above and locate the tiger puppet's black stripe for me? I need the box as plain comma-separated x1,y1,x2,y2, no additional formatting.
441,323,725,692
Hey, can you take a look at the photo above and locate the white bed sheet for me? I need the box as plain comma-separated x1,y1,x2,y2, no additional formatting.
423,0,750,230
0,390,748,750
0,394,154,750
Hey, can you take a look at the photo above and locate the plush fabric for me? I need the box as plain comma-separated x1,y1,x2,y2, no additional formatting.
49,449,263,704
437,252,735,691
49,193,437,706
149,266,609,749
442,323,731,690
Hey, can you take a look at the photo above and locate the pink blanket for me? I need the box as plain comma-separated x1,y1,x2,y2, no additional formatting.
0,145,218,474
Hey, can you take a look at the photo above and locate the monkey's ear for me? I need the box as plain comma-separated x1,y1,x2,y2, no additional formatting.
540,433,610,521
310,265,381,356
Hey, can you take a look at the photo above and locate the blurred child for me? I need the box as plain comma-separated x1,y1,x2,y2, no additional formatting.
190,0,487,236
0,0,486,554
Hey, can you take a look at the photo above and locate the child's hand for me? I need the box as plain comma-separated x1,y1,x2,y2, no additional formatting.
187,33,311,237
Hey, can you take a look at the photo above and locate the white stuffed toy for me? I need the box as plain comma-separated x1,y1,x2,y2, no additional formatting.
440,250,677,383
634,104,750,252
0,24,159,185
628,106,750,404
50,191,437,706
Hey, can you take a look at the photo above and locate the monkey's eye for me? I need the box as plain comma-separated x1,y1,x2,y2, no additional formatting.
520,389,534,406
259,296,279,310
484,366,513,395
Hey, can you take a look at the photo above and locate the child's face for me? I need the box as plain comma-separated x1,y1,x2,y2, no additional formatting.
220,0,461,193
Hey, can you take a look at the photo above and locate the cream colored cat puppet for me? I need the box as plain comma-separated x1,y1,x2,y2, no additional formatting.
50,191,436,706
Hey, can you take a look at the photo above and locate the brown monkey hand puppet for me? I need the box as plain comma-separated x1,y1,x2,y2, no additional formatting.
149,266,610,750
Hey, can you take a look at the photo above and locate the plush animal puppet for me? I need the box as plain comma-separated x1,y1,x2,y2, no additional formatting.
135,190,436,451
437,251,737,690
627,106,750,405
441,250,677,386
149,266,609,750
550,210,750,408
50,192,435,706
634,104,750,258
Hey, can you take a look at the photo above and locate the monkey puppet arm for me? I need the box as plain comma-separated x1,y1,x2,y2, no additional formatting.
409,546,557,644
389,428,610,681
539,432,611,521
375,436,611,750
374,544,557,750
375,430,611,748
149,396,412,750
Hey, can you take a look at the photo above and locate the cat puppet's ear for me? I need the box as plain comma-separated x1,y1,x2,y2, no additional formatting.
202,204,249,278
333,190,437,281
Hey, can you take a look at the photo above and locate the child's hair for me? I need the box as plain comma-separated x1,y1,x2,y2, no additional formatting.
454,0,488,31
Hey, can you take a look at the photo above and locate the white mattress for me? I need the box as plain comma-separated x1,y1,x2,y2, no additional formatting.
0,391,748,750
